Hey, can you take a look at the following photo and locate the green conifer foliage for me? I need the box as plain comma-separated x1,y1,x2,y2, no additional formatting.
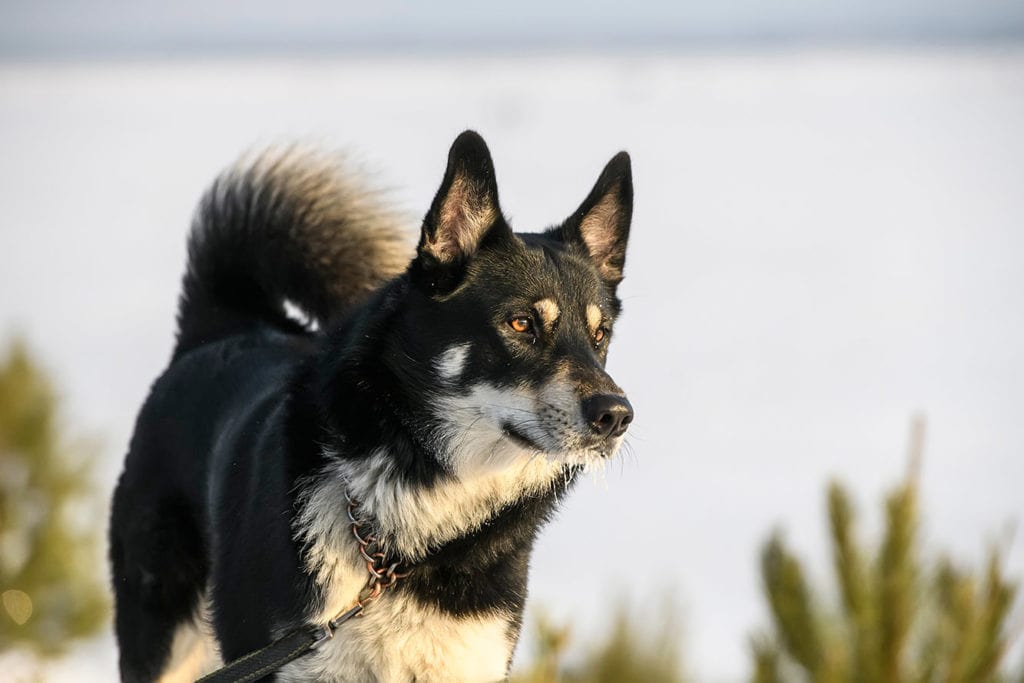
512,600,686,683
750,420,1018,683
0,341,108,656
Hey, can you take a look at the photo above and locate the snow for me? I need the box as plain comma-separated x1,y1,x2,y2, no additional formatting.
1,47,1023,680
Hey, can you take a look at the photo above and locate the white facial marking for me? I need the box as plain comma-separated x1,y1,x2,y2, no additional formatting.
435,378,624,477
436,383,544,475
435,343,471,381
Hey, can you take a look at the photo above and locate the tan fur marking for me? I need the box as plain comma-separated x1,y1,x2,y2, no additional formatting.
587,304,603,333
534,298,560,332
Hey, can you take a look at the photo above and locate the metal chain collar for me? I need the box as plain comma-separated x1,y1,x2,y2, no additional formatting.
312,496,412,649
200,496,417,674
346,496,411,608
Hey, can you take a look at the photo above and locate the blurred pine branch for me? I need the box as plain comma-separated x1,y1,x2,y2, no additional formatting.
0,339,109,658
512,600,687,683
750,417,1019,683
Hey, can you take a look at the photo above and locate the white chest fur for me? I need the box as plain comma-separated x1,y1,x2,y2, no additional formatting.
277,593,514,682
288,452,549,682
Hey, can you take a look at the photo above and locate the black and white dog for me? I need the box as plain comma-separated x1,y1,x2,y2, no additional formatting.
109,131,634,682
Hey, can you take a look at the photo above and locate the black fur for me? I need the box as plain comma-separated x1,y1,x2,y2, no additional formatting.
109,131,633,681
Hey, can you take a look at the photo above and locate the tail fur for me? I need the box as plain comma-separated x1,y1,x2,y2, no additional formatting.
174,147,413,358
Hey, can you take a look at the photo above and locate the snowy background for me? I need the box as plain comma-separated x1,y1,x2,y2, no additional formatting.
2,2,1024,681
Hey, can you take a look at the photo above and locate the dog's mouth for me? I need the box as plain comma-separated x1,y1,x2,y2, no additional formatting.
499,420,622,461
500,421,545,452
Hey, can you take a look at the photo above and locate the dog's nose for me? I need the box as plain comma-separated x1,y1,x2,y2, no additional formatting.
582,394,634,439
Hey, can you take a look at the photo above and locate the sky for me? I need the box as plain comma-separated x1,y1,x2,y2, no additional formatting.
1,0,1023,58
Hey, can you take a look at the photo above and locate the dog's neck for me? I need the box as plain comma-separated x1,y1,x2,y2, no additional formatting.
297,448,567,568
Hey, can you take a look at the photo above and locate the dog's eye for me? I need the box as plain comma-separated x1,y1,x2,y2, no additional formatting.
509,316,534,335
594,327,608,344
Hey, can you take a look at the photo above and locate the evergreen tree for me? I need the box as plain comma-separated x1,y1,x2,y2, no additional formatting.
751,418,1018,682
0,340,108,657
512,600,686,683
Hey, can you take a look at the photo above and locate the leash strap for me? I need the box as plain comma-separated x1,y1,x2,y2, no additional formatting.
196,499,407,682
196,605,363,683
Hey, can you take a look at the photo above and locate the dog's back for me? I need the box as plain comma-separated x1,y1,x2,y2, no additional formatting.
109,149,411,682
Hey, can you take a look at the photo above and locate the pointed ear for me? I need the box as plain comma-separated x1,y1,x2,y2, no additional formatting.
419,130,504,266
562,152,633,285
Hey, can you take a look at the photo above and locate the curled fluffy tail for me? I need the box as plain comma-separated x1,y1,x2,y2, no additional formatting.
174,147,413,358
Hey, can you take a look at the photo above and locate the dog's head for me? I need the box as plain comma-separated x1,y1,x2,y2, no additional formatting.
402,131,633,476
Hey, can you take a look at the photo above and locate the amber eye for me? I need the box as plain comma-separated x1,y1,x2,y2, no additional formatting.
594,327,608,344
509,316,534,334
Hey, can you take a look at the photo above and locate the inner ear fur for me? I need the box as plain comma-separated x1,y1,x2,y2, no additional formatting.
420,130,505,266
563,151,633,284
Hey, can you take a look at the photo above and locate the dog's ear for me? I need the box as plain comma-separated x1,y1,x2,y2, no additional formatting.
418,131,507,274
560,152,633,285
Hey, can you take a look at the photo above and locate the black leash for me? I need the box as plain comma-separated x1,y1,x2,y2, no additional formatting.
195,497,409,683
196,605,362,683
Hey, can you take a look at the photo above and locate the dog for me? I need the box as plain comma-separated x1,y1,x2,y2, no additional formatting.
109,130,634,682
